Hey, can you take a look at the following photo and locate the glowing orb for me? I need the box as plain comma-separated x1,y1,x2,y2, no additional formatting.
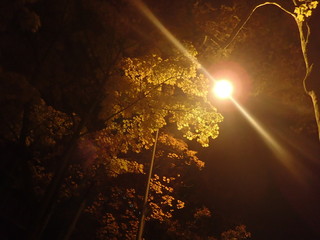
213,80,233,99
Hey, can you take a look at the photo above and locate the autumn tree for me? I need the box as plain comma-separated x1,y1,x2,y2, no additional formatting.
0,0,232,239
1,0,281,239
74,132,205,240
67,132,251,240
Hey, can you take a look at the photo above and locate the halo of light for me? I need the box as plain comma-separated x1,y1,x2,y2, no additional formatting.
213,80,233,99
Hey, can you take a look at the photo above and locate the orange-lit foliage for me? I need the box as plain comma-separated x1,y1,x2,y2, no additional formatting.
221,225,251,240
194,206,212,219
100,45,223,149
0,0,258,239
81,131,207,239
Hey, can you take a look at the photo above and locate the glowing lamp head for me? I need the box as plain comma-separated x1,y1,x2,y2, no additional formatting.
213,80,233,99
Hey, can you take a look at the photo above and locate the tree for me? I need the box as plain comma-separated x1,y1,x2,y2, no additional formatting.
0,0,231,239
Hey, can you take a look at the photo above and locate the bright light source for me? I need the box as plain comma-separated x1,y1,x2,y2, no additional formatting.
213,80,233,99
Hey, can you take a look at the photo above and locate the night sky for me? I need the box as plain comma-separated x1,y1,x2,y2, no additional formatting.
197,95,320,240
1,0,320,239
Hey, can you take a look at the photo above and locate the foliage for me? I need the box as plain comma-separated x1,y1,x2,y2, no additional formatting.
193,1,248,63
0,0,260,239
294,0,318,22
221,225,251,240
78,131,206,240
99,46,223,150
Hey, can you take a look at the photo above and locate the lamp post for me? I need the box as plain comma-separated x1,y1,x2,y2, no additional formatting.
136,129,159,240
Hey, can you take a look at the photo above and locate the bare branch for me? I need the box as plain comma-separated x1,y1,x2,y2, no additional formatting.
223,2,296,49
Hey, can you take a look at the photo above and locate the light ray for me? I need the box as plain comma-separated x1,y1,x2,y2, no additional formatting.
230,97,301,177
132,0,216,82
133,0,300,177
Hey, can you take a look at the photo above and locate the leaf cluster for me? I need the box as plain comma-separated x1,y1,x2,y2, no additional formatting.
294,0,318,21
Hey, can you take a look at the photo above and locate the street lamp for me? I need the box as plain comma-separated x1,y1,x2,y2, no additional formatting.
213,79,233,99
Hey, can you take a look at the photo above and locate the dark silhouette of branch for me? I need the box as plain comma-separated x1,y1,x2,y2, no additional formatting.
223,2,295,49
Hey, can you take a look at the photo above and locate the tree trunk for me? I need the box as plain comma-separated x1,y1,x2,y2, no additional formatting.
306,8,320,140
308,89,320,140
296,7,320,141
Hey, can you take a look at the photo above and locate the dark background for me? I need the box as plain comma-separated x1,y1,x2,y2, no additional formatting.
196,96,320,240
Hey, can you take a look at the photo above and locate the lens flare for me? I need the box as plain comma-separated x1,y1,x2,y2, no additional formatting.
132,0,215,82
213,80,233,99
133,0,300,178
230,98,301,177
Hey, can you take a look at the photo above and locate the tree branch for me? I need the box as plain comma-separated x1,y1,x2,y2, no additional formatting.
104,76,176,123
223,2,296,49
